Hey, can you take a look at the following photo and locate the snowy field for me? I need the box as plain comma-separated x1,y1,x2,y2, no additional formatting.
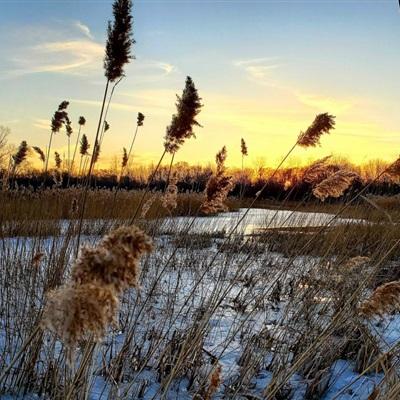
0,208,397,399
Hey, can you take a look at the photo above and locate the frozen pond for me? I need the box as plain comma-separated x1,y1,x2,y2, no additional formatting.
162,207,363,235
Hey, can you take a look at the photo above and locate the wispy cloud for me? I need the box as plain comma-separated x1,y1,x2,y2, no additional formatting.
295,92,355,113
234,57,282,82
33,118,50,131
23,40,103,74
72,89,174,116
2,20,103,77
74,21,94,40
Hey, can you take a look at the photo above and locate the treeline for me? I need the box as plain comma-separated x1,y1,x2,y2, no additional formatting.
3,166,400,202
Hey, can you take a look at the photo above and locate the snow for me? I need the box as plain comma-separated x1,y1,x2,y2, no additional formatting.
0,208,396,399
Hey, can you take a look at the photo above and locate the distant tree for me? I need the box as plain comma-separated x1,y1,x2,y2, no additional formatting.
0,125,10,168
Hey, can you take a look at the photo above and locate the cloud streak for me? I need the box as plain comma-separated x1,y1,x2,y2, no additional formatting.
20,40,103,74
74,21,94,40
234,57,281,82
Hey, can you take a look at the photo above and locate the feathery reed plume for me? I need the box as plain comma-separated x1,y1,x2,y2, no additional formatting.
42,226,152,350
141,194,157,218
65,116,73,137
216,146,227,168
137,112,145,126
297,113,336,147
70,116,86,176
164,76,203,154
162,172,178,212
41,283,119,348
79,134,90,175
241,138,248,157
12,140,29,168
80,135,90,156
303,155,332,184
71,226,153,292
240,138,248,199
33,146,45,163
54,152,62,169
104,120,110,133
201,146,234,214
46,101,70,173
312,169,358,201
359,281,400,317
386,156,400,177
65,115,73,171
51,101,69,133
104,0,134,82
121,147,128,169
79,116,86,126
93,140,101,164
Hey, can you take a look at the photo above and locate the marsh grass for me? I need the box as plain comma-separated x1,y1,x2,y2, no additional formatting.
1,196,400,399
1,1,400,396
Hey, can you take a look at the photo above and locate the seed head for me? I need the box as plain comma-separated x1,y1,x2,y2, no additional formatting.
241,138,248,157
78,116,86,126
164,77,202,154
104,0,135,82
303,156,332,184
137,112,145,127
121,147,128,168
12,141,29,166
41,283,119,348
51,101,70,134
93,140,101,164
201,146,233,214
162,173,178,212
33,146,46,163
312,169,358,201
54,152,62,169
359,281,400,317
80,134,90,156
71,225,153,292
297,113,335,148
386,156,400,177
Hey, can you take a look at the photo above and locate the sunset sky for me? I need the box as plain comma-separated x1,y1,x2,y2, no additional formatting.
1,0,400,169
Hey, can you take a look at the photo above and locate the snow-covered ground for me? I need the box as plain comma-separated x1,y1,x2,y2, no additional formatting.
0,208,396,399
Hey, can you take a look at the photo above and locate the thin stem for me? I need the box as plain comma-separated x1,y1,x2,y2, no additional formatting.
99,77,123,148
0,325,42,385
129,149,167,224
68,125,82,186
44,131,54,174
120,123,139,180
164,151,175,192
75,79,110,255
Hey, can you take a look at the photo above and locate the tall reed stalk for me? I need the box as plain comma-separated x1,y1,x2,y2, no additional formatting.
75,0,134,253
130,76,202,222
70,116,86,178
45,101,69,174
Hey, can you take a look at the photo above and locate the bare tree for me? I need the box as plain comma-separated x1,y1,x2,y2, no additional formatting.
0,126,11,168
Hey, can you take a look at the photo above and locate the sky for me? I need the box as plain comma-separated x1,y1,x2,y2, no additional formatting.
0,0,400,169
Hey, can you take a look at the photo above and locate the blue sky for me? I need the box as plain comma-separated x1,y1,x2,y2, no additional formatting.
1,0,400,168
